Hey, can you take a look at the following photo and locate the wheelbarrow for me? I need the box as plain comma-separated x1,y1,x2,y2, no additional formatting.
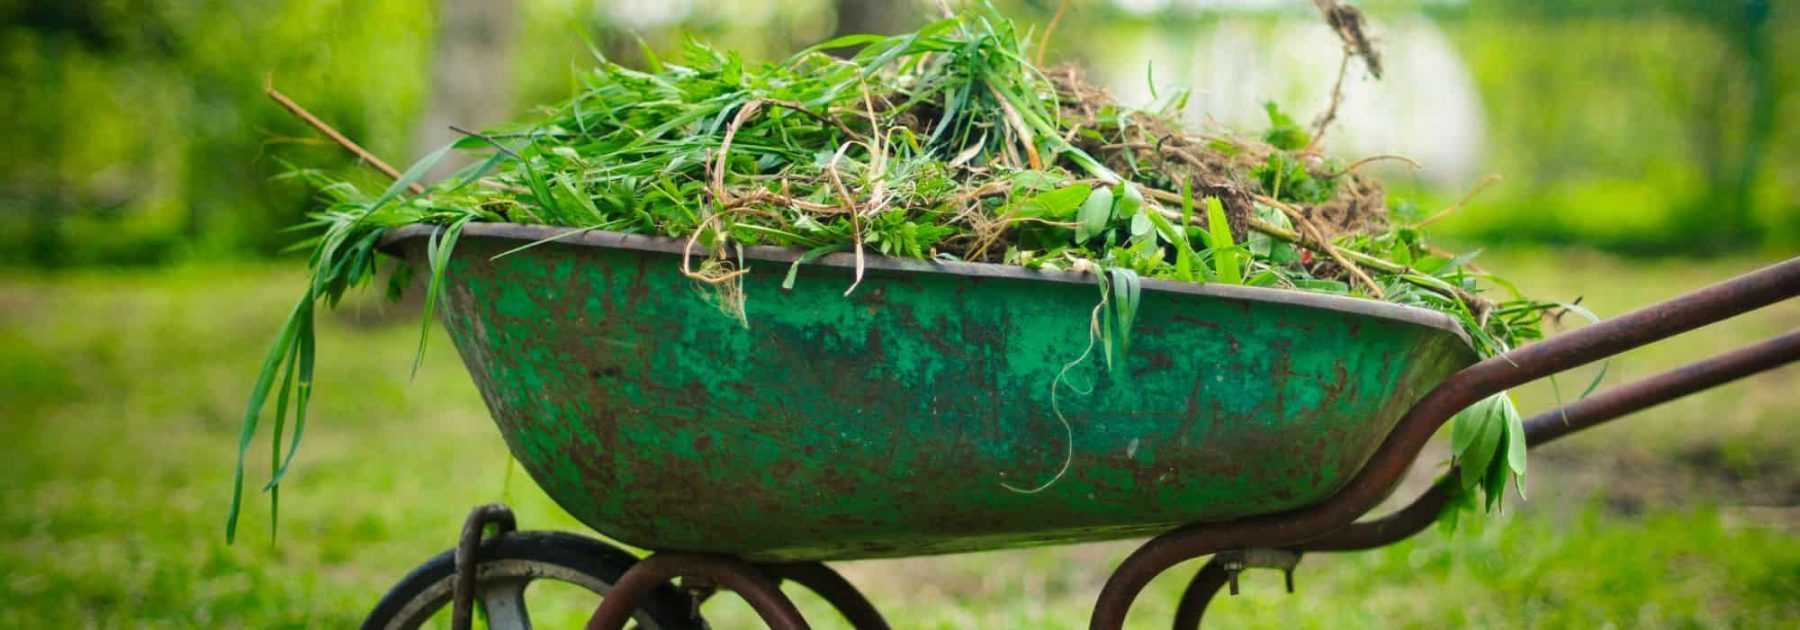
361,222,1798,629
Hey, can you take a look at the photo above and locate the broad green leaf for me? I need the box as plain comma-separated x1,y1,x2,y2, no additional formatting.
1482,446,1509,512
1009,184,1091,220
1076,186,1113,244
1114,183,1144,221
1460,406,1503,490
1450,393,1503,457
1129,211,1153,241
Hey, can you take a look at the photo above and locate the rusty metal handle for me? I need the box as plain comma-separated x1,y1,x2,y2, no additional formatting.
1168,329,1798,628
1090,256,1800,630
1305,327,1800,553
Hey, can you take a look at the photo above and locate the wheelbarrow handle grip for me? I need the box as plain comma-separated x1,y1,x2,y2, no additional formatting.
1089,256,1800,630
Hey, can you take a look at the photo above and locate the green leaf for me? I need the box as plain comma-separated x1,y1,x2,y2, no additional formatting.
366,142,455,214
782,243,849,290
264,298,315,494
788,33,889,60
1076,186,1113,244
1291,278,1348,293
1101,267,1141,370
1008,184,1091,220
1129,211,1153,241
1482,446,1509,512
1450,394,1495,457
226,293,309,543
1114,183,1144,221
635,34,664,73
1460,404,1503,490
1502,394,1527,498
1261,101,1311,151
414,217,470,378
1205,197,1241,285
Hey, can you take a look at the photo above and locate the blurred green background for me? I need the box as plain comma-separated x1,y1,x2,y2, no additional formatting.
1,0,1795,627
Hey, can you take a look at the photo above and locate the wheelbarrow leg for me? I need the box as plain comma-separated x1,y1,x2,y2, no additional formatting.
452,503,518,630
762,562,891,630
586,553,810,630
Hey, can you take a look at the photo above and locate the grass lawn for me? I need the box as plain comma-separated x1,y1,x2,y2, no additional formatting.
1,249,1794,628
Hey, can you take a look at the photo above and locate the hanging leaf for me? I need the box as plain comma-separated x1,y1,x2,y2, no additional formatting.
1460,405,1503,490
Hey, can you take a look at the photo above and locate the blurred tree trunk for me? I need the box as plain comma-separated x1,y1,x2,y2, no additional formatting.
1681,0,1771,249
833,0,920,38
415,0,518,181
1722,0,1772,246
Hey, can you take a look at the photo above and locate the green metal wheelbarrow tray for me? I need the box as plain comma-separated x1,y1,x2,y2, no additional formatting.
364,223,1799,630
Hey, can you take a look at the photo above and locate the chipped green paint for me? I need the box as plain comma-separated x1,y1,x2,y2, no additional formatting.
389,224,1477,562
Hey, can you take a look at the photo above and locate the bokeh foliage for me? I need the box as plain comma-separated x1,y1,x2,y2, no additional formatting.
1,0,1794,266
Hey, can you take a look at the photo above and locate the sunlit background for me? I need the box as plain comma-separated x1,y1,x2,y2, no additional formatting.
2,1,1796,627
4,0,1796,263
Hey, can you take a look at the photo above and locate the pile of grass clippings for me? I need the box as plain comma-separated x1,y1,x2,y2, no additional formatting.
228,6,1576,541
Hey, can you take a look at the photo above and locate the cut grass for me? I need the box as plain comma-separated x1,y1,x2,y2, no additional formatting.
247,6,1565,536
1,252,1793,627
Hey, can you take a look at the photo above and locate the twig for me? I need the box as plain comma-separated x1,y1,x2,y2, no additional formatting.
1325,153,1421,177
1139,186,1490,312
1312,0,1382,79
989,84,1044,170
1418,174,1501,227
1261,195,1385,299
1306,49,1353,153
265,78,424,195
766,100,862,141
825,143,864,296
1034,0,1072,67
711,100,766,207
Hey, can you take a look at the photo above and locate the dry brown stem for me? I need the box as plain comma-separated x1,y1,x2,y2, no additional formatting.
1259,195,1385,298
266,79,424,195
1306,50,1353,153
1418,174,1502,227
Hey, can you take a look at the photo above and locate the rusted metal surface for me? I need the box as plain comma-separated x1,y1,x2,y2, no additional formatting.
1304,327,1799,554
1090,256,1800,629
761,563,890,630
585,553,808,630
383,223,1477,561
453,503,517,630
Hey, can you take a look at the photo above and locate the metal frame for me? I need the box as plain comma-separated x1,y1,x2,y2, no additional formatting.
1088,256,1798,628
428,255,1796,630
452,503,517,630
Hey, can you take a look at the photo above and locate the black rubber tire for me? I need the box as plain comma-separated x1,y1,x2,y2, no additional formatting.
361,531,704,630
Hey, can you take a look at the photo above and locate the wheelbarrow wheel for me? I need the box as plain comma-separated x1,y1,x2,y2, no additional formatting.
362,530,703,630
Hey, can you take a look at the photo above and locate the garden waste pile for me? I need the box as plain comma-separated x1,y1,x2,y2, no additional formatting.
228,6,1562,541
